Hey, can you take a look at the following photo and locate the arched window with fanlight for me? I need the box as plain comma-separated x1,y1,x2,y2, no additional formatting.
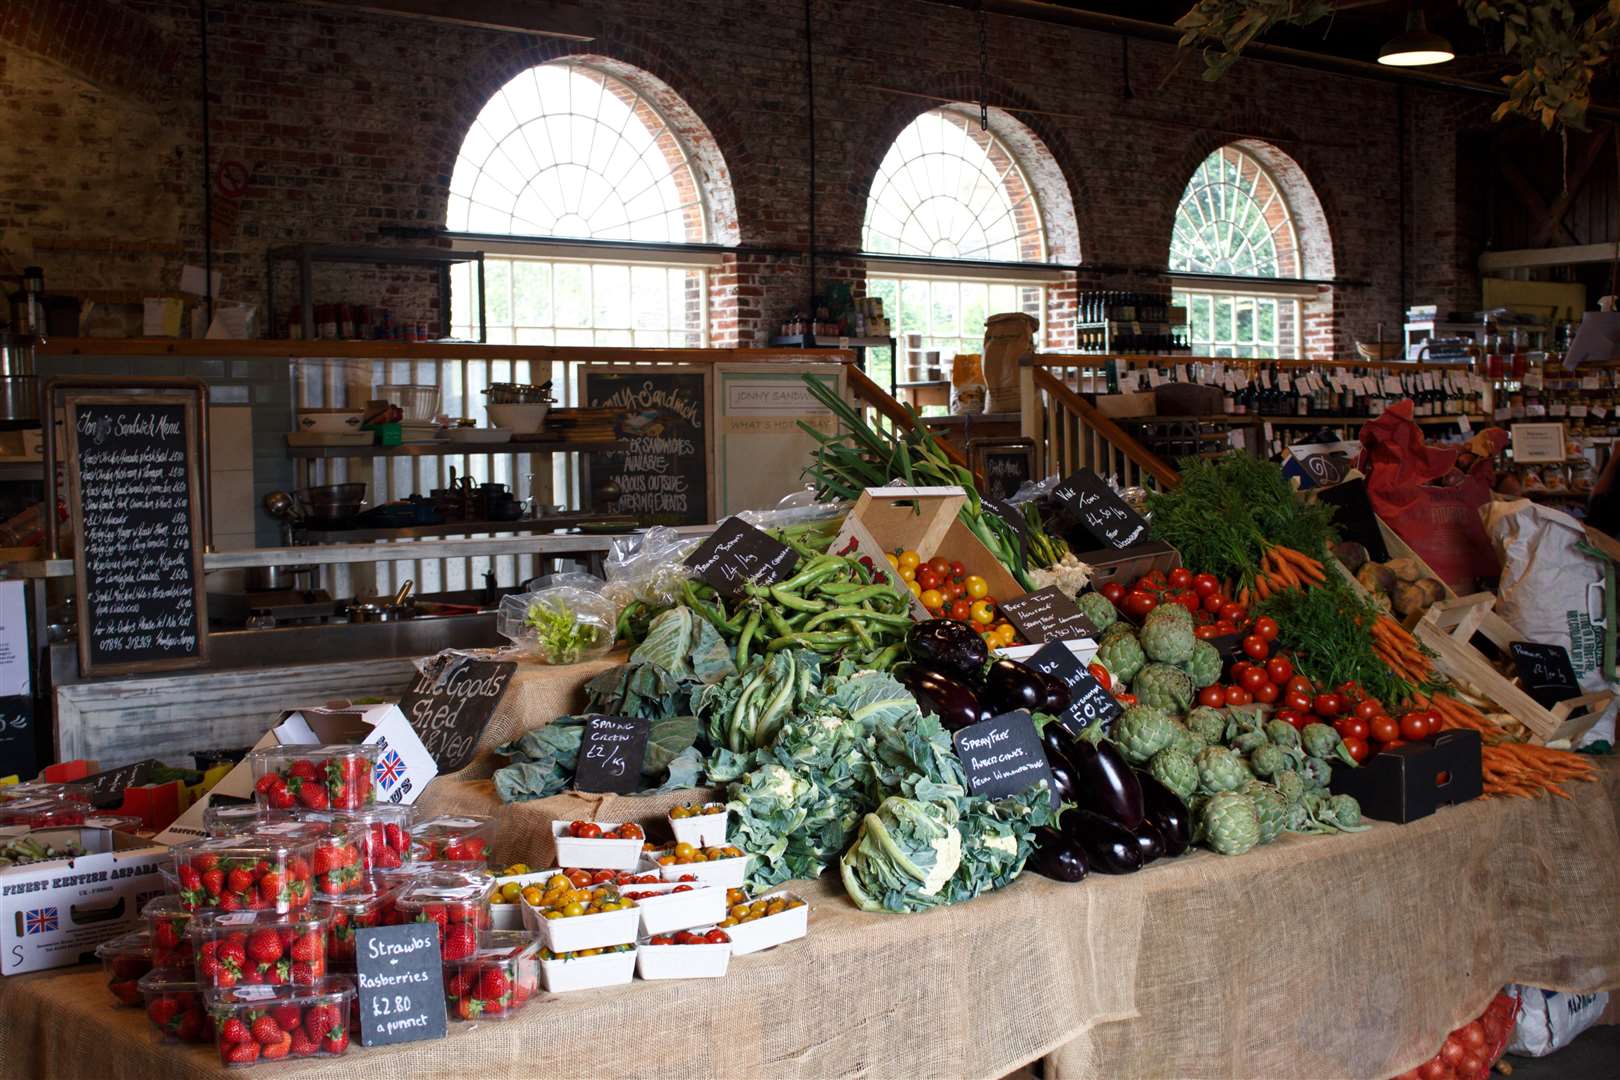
1170,142,1327,359
861,106,1074,391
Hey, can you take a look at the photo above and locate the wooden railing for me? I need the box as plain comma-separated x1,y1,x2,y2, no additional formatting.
1021,364,1181,490
841,360,970,469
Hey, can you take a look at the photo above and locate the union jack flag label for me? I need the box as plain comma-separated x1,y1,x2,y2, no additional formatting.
24,907,58,935
373,748,407,792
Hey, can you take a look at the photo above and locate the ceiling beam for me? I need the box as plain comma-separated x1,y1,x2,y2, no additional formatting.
1479,241,1619,272
291,0,596,40
1499,160,1580,246
1530,126,1614,247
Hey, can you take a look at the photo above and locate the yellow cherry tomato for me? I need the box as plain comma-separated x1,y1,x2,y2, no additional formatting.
995,623,1018,646
970,599,996,625
964,574,988,599
907,579,922,598
919,588,943,610
884,552,899,570
898,550,920,573
980,630,998,645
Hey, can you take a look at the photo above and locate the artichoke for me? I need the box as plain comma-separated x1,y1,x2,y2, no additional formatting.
1141,617,1195,666
1171,726,1207,756
1323,794,1368,831
1179,639,1222,688
1273,769,1305,805
1096,632,1145,685
1249,743,1288,778
1077,591,1118,634
1231,730,1268,755
1301,756,1333,791
1243,780,1289,844
1133,663,1194,713
1145,602,1193,627
1148,747,1198,801
1264,719,1302,751
1185,706,1226,746
1199,791,1261,855
1195,745,1251,794
1301,722,1345,762
1114,706,1179,764
1100,620,1136,646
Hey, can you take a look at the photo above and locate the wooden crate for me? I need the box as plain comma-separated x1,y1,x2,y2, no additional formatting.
1413,593,1611,746
1072,540,1180,591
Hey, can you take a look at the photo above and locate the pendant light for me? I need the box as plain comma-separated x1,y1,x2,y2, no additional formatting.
1378,6,1454,67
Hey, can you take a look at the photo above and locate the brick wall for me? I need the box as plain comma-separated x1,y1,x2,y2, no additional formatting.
0,0,1486,357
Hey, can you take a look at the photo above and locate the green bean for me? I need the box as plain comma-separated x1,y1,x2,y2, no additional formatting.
846,618,874,650
769,585,825,613
764,631,857,653
801,606,913,632
736,608,761,669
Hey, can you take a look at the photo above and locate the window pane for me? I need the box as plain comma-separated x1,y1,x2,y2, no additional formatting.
1235,299,1255,344
511,259,551,327
1214,296,1234,344
592,264,631,327
554,263,590,327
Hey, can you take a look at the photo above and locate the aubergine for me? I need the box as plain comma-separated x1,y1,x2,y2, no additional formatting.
1040,673,1071,714
1041,718,1080,768
1132,819,1165,864
1030,827,1089,883
1135,771,1192,857
1065,734,1145,828
906,619,989,682
1047,761,1079,804
1060,809,1143,874
982,658,1047,716
892,662,984,731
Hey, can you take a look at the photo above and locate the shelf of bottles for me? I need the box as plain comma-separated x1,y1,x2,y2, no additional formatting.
1485,352,1620,439
1074,290,1190,355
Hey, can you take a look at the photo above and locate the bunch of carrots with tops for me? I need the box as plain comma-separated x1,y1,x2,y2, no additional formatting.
1236,544,1325,607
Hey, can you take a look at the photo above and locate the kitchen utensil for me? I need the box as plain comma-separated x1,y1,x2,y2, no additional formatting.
377,384,440,423
295,483,367,526
247,565,316,591
487,403,548,433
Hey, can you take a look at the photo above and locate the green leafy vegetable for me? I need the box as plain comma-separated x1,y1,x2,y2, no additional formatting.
1256,574,1432,708
523,596,605,664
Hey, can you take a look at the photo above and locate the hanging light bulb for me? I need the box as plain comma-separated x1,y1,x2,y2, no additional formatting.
1378,6,1455,67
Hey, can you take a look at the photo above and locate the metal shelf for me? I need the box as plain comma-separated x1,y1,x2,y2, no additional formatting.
298,515,638,543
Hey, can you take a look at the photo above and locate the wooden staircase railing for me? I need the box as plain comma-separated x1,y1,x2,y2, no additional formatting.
1022,365,1181,490
841,360,971,470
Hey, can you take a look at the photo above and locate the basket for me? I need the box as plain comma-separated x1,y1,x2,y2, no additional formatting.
1355,341,1402,362
378,384,441,422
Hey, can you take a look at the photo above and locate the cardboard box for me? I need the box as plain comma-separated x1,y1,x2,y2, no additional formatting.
156,704,437,845
1093,391,1156,419
0,828,169,975
832,486,1024,620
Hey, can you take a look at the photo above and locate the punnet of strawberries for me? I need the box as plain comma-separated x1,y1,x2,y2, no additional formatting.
172,836,318,913
443,932,540,1021
94,930,152,1006
208,976,356,1066
392,873,494,962
311,891,396,966
142,894,196,973
137,969,216,1044
192,910,329,990
409,814,495,867
304,803,414,878
250,745,379,812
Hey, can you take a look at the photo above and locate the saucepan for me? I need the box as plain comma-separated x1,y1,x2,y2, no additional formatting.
346,579,416,623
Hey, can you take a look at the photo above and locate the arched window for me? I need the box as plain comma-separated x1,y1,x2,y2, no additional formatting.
861,107,1067,384
1170,143,1322,359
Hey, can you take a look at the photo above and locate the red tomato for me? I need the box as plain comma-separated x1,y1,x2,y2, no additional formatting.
927,557,951,578
1265,657,1294,685
1253,680,1279,704
1202,593,1225,614
1251,615,1279,641
1399,712,1430,741
1087,663,1111,691
949,598,972,621
1341,735,1370,763
1382,738,1406,750
916,568,941,591
1192,573,1220,598
1197,685,1227,708
1194,624,1218,640
949,560,966,580
575,822,603,839
1336,681,1364,702
1353,699,1383,722
1241,634,1269,660
1239,667,1268,692
1276,709,1308,730
1284,690,1314,713
1213,619,1237,634
1224,686,1253,706
1219,602,1246,623
1286,676,1315,698
1120,591,1157,619
1114,692,1137,706
1334,716,1369,741
1229,660,1252,680
1168,567,1193,589
1313,693,1343,717
1101,582,1125,604
1369,714,1400,744
1423,709,1444,736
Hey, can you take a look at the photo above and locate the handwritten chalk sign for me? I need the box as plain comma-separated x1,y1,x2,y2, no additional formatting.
954,711,1057,808
0,696,35,781
80,758,161,809
1048,470,1148,550
1000,586,1096,645
971,439,1035,501
574,715,651,794
397,659,516,773
1027,641,1121,732
580,365,711,526
355,923,447,1047
64,392,208,677
683,517,798,601
1509,641,1581,709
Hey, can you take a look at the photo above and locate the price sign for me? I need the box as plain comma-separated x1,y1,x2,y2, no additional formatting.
684,517,798,600
354,923,447,1047
574,714,651,794
79,758,161,808
397,659,516,773
1511,422,1566,464
999,586,1096,645
953,710,1057,808
1509,641,1581,709
1048,470,1148,550
1026,641,1121,732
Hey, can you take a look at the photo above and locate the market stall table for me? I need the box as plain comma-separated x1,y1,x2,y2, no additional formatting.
1,762,1615,1080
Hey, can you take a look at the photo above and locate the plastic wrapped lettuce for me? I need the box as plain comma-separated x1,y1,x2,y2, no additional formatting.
839,797,964,913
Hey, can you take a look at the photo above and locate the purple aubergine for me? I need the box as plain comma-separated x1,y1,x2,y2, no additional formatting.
1041,718,1081,768
892,662,984,731
1065,735,1145,828
1132,819,1165,864
1060,809,1144,874
1135,770,1191,857
905,619,988,682
1030,828,1089,882
983,658,1047,715
1047,761,1079,804
1040,673,1071,714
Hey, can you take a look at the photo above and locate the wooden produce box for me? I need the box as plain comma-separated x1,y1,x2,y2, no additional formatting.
1414,593,1612,746
1072,540,1180,591
832,486,1023,619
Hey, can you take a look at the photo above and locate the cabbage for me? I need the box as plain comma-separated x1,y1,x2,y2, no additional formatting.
839,797,963,913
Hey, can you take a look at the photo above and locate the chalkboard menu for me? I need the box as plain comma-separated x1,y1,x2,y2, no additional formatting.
1509,642,1582,709
0,696,34,781
80,758,161,808
999,586,1096,645
1049,470,1149,550
953,711,1057,807
580,366,711,526
397,659,516,773
684,517,799,601
64,393,207,677
972,440,1035,501
574,714,651,794
354,923,447,1047
1027,641,1121,732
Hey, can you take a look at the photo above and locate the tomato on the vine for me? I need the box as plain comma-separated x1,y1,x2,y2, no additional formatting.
1192,573,1220,598
1202,593,1225,614
1195,625,1218,639
1197,685,1227,708
1219,602,1246,624
1369,714,1399,744
1239,667,1268,692
1169,567,1193,589
1313,693,1343,718
1224,686,1253,706
1265,657,1293,685
1120,591,1156,619
1253,680,1279,704
1333,716,1369,741
1399,712,1430,741
1353,699,1383,722
1101,582,1125,604
1241,634,1270,660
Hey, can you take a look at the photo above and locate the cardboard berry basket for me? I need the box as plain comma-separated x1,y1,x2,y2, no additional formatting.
538,944,636,993
635,929,732,980
645,848,752,889
522,896,640,953
620,880,727,937
722,890,810,957
550,820,645,870
666,805,729,848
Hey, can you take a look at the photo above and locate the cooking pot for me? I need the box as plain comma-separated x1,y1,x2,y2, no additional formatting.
247,565,317,591
346,579,415,623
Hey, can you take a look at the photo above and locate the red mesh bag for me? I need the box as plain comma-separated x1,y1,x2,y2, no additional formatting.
1388,990,1520,1080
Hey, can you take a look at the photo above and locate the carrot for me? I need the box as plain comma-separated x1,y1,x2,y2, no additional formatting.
1271,558,1301,590
1255,576,1272,601
1277,546,1326,582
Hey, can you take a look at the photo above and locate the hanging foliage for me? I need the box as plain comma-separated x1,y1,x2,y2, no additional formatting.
1173,0,1336,81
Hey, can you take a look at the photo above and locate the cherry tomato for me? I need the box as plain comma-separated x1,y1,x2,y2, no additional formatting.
1341,735,1371,763
919,589,943,611
1213,619,1237,634
1240,667,1268,692
1383,738,1406,750
704,928,731,945
1241,634,1269,660
1114,692,1137,706
1224,686,1252,706
1353,699,1383,722
969,599,996,625
1335,681,1363,702
1202,592,1225,614
949,598,973,622
1369,714,1400,744
1284,690,1314,713
1174,591,1202,612
1265,657,1294,685
1423,709,1444,736
1219,602,1246,623
916,568,940,592
1192,573,1220,597
927,557,951,578
1333,716,1369,741
1275,709,1308,730
1253,680,1279,704
1251,615,1279,641
1120,591,1157,619
942,581,964,602
1088,663,1111,691
1101,582,1125,604
1399,712,1430,741
1169,567,1193,589
964,574,989,599
1312,693,1343,717
1229,660,1252,679
1197,685,1227,708
1195,624,1218,640
949,561,966,580
575,822,603,840
1286,676,1315,698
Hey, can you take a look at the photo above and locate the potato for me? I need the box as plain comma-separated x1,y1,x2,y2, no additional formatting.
1414,578,1447,606
1392,580,1428,617
1385,558,1425,584
1333,541,1369,572
1357,561,1396,596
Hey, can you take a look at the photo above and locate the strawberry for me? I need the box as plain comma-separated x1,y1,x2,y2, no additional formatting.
176,864,201,891
201,868,225,898
258,871,283,902
226,867,255,894
288,759,320,781
383,823,404,850
226,1041,260,1064
311,846,339,876
153,921,181,949
262,1031,293,1060
218,893,242,913
271,1004,303,1032
297,783,329,810
321,1029,349,1055
441,923,477,961
291,961,318,985
302,1003,337,1037
110,953,149,980
220,1017,250,1044
175,1008,208,1044
454,997,482,1020
477,967,509,1001
251,1015,283,1045
254,773,282,795
445,968,476,997
109,978,143,1005
289,1028,319,1056
481,997,505,1016
146,995,180,1029
290,932,322,962
193,853,221,871
247,929,283,965
286,855,311,881
267,786,297,810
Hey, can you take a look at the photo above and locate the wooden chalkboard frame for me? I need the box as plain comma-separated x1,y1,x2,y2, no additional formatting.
969,437,1036,501
577,364,714,525
63,391,210,677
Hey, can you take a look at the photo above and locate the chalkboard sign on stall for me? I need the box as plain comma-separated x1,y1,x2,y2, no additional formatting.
64,392,208,677
970,438,1036,501
354,923,447,1047
574,714,651,794
580,366,711,526
1509,642,1582,709
953,711,1057,808
1027,641,1122,733
1049,469,1149,550
396,659,516,774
